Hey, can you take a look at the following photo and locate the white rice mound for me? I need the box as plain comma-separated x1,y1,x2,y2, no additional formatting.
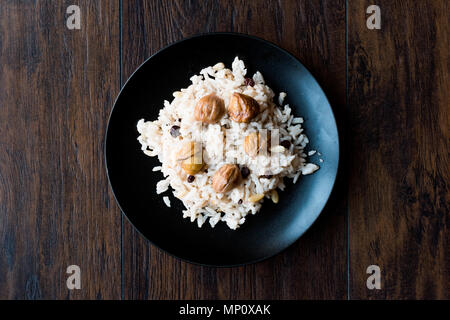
137,57,320,230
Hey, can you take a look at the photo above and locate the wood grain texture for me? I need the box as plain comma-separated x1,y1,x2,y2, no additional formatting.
121,0,347,299
348,0,449,299
0,1,121,299
1,0,447,300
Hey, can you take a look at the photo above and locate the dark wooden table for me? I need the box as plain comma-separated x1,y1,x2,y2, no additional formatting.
0,0,448,300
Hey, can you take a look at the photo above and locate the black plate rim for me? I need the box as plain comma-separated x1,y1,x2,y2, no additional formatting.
105,32,340,267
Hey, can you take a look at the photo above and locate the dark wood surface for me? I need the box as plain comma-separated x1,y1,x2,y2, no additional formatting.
0,0,447,299
348,0,449,299
0,1,121,299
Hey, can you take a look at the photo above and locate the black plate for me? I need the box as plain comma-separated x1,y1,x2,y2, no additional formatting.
105,33,339,266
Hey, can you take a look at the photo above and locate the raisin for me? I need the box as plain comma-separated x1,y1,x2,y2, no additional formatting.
170,125,181,137
280,140,291,149
244,77,255,87
240,166,250,179
187,175,195,183
238,199,243,204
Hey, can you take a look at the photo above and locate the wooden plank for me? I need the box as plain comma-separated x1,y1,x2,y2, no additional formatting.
0,1,121,299
122,0,347,299
348,0,449,299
